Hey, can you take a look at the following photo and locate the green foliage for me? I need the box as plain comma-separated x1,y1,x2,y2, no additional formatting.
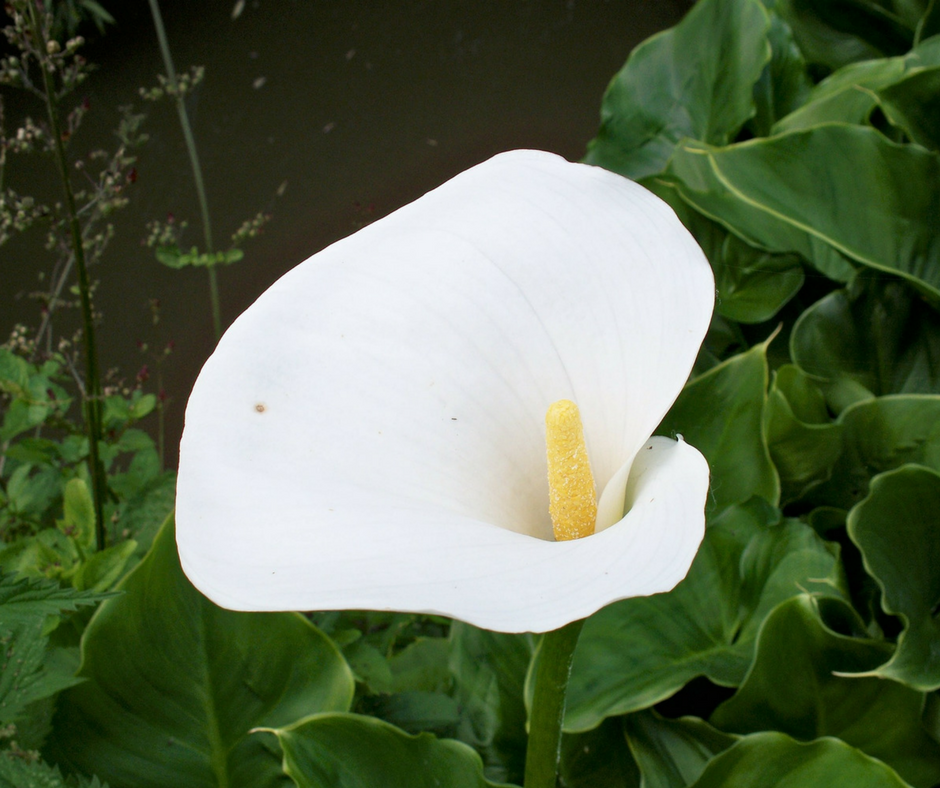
0,571,111,727
0,750,108,788
46,516,355,788
711,595,940,786
267,713,515,788
561,498,846,732
584,0,771,180
687,732,914,787
848,465,940,690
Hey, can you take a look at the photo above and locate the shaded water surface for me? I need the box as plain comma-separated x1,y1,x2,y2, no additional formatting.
3,0,692,464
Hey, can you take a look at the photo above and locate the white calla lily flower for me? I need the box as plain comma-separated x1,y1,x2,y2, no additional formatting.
176,150,714,634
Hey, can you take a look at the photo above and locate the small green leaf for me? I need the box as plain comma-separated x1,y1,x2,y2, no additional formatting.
61,478,95,552
764,365,844,503
711,595,940,787
46,515,355,788
584,0,771,179
155,246,187,269
71,540,137,592
268,713,515,788
624,711,736,788
799,395,940,511
848,465,940,690
750,9,814,135
791,275,940,409
658,342,780,514
688,731,913,788
880,65,940,150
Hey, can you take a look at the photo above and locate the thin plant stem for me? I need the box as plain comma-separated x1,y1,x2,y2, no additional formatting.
523,618,585,788
147,0,222,341
27,0,107,550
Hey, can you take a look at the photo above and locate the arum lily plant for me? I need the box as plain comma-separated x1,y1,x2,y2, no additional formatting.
176,149,713,785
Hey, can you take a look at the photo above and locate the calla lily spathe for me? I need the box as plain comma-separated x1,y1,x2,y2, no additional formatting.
176,150,714,634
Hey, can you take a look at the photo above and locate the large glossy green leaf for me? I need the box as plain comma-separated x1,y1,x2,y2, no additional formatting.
46,515,355,788
799,395,940,510
584,0,770,179
266,713,515,788
848,465,940,690
623,711,736,788
561,499,845,732
711,595,940,787
764,364,844,503
449,624,533,785
688,731,913,788
666,126,940,296
791,276,940,412
658,342,780,514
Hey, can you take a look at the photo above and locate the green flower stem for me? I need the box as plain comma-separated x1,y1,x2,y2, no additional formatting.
27,1,108,551
147,0,222,341
524,618,584,788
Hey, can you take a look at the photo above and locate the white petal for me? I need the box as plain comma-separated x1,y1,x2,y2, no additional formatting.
176,150,714,633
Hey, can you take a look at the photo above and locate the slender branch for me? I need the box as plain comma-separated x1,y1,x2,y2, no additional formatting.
524,619,585,788
27,0,107,550
147,0,222,340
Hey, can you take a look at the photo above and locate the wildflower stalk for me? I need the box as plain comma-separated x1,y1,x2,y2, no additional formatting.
147,0,221,341
523,618,584,788
26,0,107,550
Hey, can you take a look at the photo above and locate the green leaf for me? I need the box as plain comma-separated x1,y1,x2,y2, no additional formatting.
750,10,815,135
799,395,940,510
154,246,187,269
847,465,940,690
658,342,780,514
559,719,641,788
584,0,770,179
267,713,515,788
71,540,137,592
60,478,95,553
773,56,907,132
764,364,844,503
0,572,109,725
791,276,940,410
449,624,533,785
0,570,110,624
359,691,460,737
561,499,846,732
687,731,913,788
0,752,108,788
46,515,355,788
666,126,940,294
623,711,736,788
880,65,940,149
711,595,940,787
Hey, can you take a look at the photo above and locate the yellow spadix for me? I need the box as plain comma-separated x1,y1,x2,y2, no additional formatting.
545,399,597,541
